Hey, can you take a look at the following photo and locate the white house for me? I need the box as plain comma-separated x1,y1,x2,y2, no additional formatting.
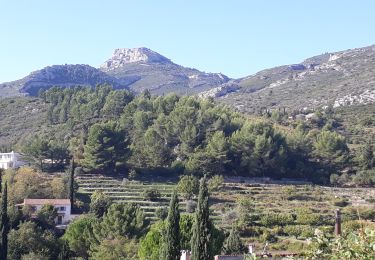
17,199,78,226
0,151,25,169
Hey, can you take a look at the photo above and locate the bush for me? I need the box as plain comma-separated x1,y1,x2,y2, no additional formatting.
284,225,314,239
208,175,224,192
155,207,168,220
185,200,197,213
260,213,294,227
260,230,278,243
296,213,322,226
333,198,349,207
352,170,375,186
177,175,199,200
142,188,161,201
128,169,138,180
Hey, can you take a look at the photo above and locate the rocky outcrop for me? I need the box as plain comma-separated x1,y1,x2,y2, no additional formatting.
198,83,240,98
100,47,171,71
0,64,126,96
0,48,230,97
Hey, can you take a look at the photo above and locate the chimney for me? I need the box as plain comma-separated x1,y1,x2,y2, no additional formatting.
334,209,341,236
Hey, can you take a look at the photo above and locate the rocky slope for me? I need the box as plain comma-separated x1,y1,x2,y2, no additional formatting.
0,48,230,97
0,64,125,97
219,45,375,112
100,47,230,95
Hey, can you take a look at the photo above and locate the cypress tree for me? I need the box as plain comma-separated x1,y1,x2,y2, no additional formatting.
0,182,9,260
161,190,181,260
361,141,374,169
191,175,212,260
0,168,3,193
69,158,75,210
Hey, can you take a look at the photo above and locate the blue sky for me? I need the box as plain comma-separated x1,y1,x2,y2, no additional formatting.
1,0,375,82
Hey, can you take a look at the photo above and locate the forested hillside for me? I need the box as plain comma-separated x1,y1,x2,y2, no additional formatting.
0,85,365,185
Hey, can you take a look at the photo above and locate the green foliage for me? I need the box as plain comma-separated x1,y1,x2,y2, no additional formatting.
352,169,375,186
0,182,9,260
93,203,148,241
138,221,165,260
83,121,129,173
296,213,323,226
142,188,161,201
22,135,69,170
360,141,374,169
191,175,212,260
284,225,314,239
260,213,294,227
222,225,245,255
69,159,75,209
128,169,138,180
177,175,199,200
208,175,224,192
8,221,60,260
63,215,97,259
90,238,138,260
89,191,112,217
36,204,58,228
160,190,181,260
313,130,349,163
155,207,168,220
306,228,375,259
179,214,194,250
332,198,350,207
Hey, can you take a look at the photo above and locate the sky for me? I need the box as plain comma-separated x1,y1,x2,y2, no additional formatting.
1,0,375,82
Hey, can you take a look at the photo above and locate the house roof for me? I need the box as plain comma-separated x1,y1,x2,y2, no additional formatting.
23,199,71,206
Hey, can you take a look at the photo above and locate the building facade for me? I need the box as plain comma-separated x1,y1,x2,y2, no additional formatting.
17,199,77,226
0,151,24,169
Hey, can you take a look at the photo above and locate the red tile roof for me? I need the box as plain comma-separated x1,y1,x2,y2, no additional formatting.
23,199,71,206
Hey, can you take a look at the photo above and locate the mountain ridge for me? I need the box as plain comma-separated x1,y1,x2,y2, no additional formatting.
1,45,375,111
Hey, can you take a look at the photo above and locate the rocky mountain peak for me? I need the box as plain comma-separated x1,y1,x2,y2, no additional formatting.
100,47,171,71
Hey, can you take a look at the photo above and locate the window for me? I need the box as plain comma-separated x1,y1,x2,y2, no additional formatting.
59,206,66,211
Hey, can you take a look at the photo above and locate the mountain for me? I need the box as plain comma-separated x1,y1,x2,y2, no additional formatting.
1,45,375,111
219,45,375,112
0,64,125,97
0,48,230,97
100,47,230,95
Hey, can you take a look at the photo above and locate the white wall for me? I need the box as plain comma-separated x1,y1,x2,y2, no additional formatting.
32,204,72,224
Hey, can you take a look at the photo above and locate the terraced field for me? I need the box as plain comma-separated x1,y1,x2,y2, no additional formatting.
76,174,375,236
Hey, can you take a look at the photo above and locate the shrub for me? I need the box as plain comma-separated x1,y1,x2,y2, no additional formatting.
177,175,199,200
155,207,168,220
128,169,138,180
208,175,224,192
260,230,278,243
142,188,161,201
284,225,314,239
185,200,197,213
260,213,294,227
296,213,322,226
332,198,349,207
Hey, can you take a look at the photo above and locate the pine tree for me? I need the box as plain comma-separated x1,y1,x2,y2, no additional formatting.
222,225,245,255
69,158,75,211
83,121,128,173
0,182,9,260
191,175,212,260
161,190,181,260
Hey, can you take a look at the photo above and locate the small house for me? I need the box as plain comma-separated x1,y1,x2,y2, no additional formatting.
16,199,77,226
